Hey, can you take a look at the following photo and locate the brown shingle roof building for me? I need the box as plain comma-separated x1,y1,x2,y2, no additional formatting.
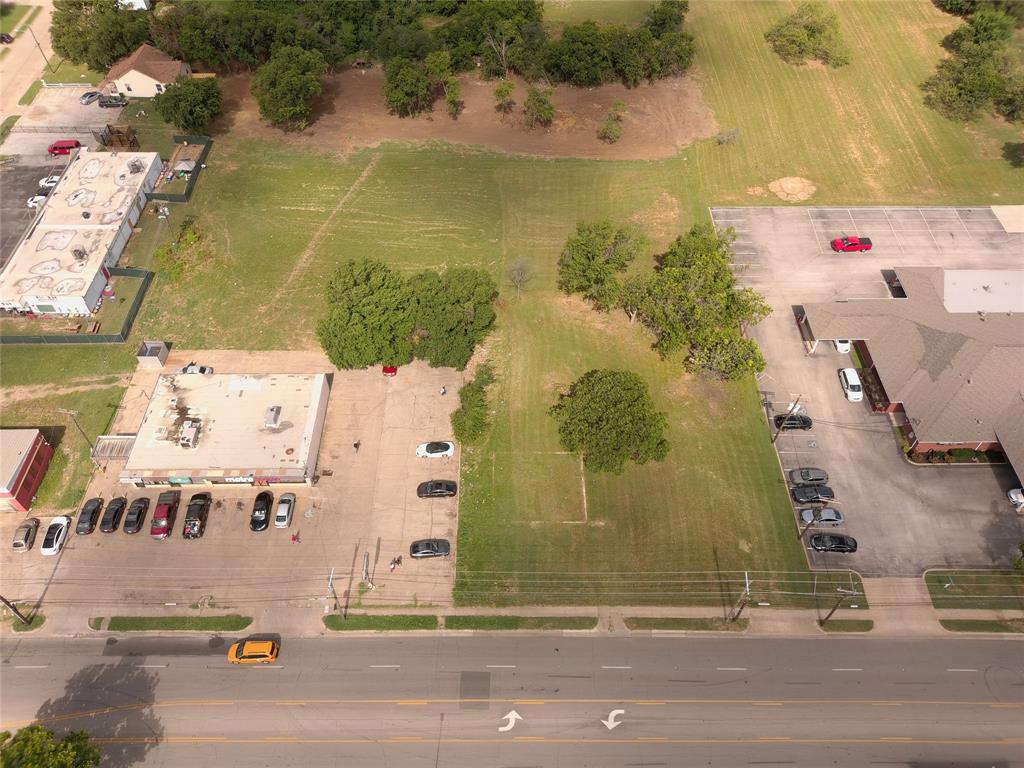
106,44,191,98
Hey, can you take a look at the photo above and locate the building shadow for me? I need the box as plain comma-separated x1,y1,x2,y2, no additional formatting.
34,658,164,768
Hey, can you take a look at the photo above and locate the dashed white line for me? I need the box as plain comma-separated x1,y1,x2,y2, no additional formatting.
946,668,977,673
139,664,168,669
486,665,516,669
601,665,633,670
370,664,400,669
13,665,49,669
832,668,862,672
716,667,747,671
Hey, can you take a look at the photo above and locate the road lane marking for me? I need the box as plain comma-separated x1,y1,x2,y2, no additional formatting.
752,702,783,707
513,700,545,705
139,665,167,669
759,736,791,740
398,701,428,706
832,668,862,672
13,665,49,669
486,665,516,669
716,667,747,671
514,736,546,741
871,703,902,707
639,736,668,741
390,736,424,742
601,666,632,670
370,665,400,669
946,668,977,673
880,736,913,741
637,701,665,706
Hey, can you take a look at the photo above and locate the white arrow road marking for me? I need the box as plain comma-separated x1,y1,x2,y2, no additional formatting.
601,709,625,731
498,710,523,732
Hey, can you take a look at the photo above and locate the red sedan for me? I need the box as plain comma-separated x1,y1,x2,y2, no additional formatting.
831,235,873,252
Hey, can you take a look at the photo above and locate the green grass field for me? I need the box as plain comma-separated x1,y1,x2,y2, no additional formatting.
323,614,439,631
0,3,29,34
925,570,1024,610
41,56,104,85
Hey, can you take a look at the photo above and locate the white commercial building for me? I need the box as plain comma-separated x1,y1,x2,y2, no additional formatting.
0,149,161,316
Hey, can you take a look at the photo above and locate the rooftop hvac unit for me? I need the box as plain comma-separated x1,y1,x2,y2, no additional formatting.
72,248,88,263
127,158,144,174
264,406,281,428
179,419,201,448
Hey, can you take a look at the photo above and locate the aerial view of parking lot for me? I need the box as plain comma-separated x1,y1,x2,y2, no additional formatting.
1,1,1023,766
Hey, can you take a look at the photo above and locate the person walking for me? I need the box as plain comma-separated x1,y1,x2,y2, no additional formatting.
440,386,447,396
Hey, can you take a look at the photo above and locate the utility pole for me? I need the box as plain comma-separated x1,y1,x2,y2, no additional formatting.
820,588,860,625
25,26,55,72
771,395,802,444
57,408,100,469
729,571,751,622
0,595,30,626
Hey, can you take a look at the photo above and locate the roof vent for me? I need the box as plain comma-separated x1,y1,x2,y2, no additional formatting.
179,419,200,448
82,211,90,219
72,248,88,262
264,406,281,428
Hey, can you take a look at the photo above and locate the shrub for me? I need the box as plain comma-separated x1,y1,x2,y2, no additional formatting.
384,57,434,117
948,447,980,461
523,86,554,127
596,100,626,143
451,364,494,444
251,46,327,130
764,2,851,68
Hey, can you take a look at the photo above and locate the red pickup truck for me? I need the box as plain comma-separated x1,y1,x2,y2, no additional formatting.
150,490,180,540
831,235,873,252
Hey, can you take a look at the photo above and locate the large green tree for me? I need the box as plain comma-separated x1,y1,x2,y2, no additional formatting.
550,369,669,473
411,268,498,370
250,46,327,129
384,57,433,116
51,0,151,72
316,260,415,369
764,1,850,68
153,76,222,133
0,726,100,768
557,221,644,310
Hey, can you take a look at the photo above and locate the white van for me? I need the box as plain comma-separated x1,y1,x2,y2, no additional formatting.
839,367,863,402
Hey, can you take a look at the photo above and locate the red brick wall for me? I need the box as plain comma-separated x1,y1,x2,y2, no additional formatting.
4,434,53,513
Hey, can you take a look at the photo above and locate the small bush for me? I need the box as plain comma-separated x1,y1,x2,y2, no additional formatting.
596,100,627,143
451,364,494,444
948,447,980,460
153,216,204,282
524,87,555,128
765,2,851,68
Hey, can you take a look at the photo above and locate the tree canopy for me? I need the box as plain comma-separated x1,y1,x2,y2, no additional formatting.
410,268,498,369
0,725,100,768
51,0,150,72
550,369,669,473
384,57,434,116
153,76,222,133
764,1,850,68
557,221,644,309
250,46,327,129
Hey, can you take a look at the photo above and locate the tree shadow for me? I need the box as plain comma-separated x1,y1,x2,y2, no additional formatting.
1001,142,1024,168
34,659,163,768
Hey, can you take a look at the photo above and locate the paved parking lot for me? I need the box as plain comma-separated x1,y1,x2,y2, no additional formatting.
0,86,107,159
0,351,465,623
711,206,1024,577
0,160,69,268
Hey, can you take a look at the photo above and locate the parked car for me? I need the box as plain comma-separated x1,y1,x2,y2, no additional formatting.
99,497,127,533
12,518,40,553
834,339,851,354
229,639,280,664
178,362,213,375
416,441,455,458
27,194,48,209
250,491,272,532
98,94,128,108
382,366,398,377
274,493,295,529
0,33,14,44
810,533,858,553
791,485,835,504
1009,488,1024,509
774,413,813,431
123,498,149,534
150,490,180,540
409,538,451,558
40,517,71,556
831,235,872,252
417,480,457,498
789,468,829,486
182,493,211,539
38,175,62,189
47,139,81,156
799,507,844,527
839,367,864,403
75,498,103,535
79,91,102,105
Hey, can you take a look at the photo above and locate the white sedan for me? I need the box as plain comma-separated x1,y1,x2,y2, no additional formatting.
39,175,62,189
27,194,48,209
416,441,455,458
40,516,71,556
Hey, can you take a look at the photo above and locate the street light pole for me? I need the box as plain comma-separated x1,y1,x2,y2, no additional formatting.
57,408,100,469
771,395,802,444
0,595,30,626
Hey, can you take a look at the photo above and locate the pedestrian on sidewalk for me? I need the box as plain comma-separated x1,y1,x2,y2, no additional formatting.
440,386,446,396
353,440,361,452
291,531,301,544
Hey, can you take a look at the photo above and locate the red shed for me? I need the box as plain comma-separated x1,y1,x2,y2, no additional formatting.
1,429,54,513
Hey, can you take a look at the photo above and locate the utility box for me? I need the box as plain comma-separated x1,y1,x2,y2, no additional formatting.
136,340,169,369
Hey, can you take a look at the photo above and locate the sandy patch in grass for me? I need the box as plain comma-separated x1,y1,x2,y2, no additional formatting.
745,185,768,198
768,176,817,202
629,191,681,241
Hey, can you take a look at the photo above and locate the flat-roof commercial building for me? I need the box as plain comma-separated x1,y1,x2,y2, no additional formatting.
800,267,1024,478
0,149,161,316
119,373,330,487
1,429,54,513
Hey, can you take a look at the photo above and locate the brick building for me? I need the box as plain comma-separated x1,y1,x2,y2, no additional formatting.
1,429,54,513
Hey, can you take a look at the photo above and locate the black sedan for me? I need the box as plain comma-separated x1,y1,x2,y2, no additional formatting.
810,534,858,553
409,538,451,558
75,498,103,535
774,414,813,431
791,485,835,504
123,498,149,534
417,480,457,498
99,497,127,533
250,492,272,532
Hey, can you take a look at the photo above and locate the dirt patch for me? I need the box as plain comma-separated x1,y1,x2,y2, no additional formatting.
629,191,681,241
768,176,817,202
213,69,718,161
0,376,130,406
745,185,768,198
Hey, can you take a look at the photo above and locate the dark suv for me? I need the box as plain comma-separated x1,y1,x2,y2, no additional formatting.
76,498,103,535
99,497,127,533
98,94,128,108
123,498,149,534
791,485,835,504
774,414,813,431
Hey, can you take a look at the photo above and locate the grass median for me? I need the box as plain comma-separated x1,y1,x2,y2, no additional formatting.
3,604,45,633
925,571,1024,610
323,615,439,631
940,619,1024,634
624,617,748,631
444,616,597,631
105,615,252,632
819,619,874,633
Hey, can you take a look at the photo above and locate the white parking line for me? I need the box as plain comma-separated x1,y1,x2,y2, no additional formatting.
716,667,747,671
13,665,49,669
832,668,863,672
139,664,168,669
486,665,517,669
370,664,401,668
601,665,633,670
946,668,977,673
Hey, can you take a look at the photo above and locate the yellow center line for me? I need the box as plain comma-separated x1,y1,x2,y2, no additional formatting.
398,701,428,706
752,702,784,706
880,737,913,741
514,700,546,705
390,736,424,742
871,702,902,707
514,736,546,741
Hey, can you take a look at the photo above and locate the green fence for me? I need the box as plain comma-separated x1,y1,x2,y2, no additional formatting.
148,135,213,203
0,268,153,346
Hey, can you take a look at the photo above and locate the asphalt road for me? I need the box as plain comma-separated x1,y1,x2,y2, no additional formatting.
2,635,1022,767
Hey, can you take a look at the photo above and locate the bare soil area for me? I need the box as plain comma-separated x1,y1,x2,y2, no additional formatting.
215,69,717,160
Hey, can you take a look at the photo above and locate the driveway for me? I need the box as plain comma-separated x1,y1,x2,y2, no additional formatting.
0,86,107,159
0,0,54,122
711,206,1024,576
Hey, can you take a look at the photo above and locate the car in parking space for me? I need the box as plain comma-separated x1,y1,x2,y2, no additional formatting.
834,339,851,354
1009,488,1024,508
98,94,128,108
791,485,835,504
416,441,455,458
99,497,127,533
250,491,272,532
229,639,280,664
788,468,829,486
417,480,457,498
79,91,102,105
409,538,451,558
799,507,844,527
774,413,813,431
274,493,295,529
810,533,858,553
39,175,62,189
839,367,864,402
150,490,180,540
183,493,211,539
831,235,873,252
12,518,40,552
40,517,71,556
27,194,48,209
123,498,149,534
75,498,103,535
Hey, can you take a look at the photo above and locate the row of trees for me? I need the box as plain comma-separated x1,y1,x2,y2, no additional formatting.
557,221,771,381
316,259,497,372
923,6,1024,121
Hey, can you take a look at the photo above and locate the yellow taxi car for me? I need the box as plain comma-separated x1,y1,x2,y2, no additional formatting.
228,639,280,664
